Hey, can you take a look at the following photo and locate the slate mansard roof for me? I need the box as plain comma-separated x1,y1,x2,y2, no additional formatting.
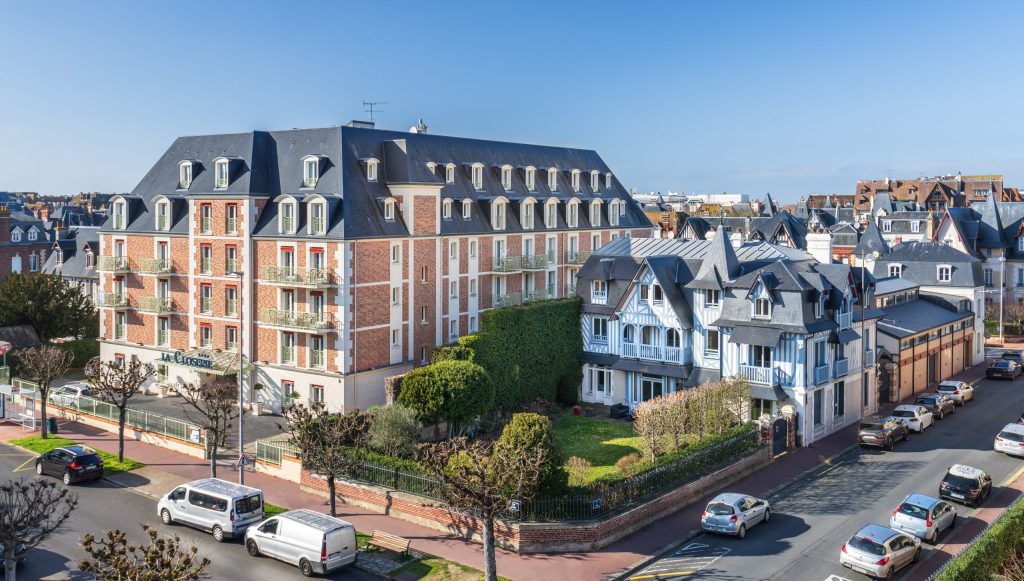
103,125,652,239
873,241,983,288
42,227,100,281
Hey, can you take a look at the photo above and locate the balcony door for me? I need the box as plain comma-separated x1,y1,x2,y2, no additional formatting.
281,290,295,314
280,247,295,277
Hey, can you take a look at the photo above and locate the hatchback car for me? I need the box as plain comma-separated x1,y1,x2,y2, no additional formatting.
840,524,920,580
892,405,934,433
936,381,974,406
700,493,771,539
858,416,910,450
995,423,1024,456
914,394,956,420
889,493,956,544
49,384,90,408
1002,350,1024,365
34,445,104,485
940,464,992,507
988,359,1022,380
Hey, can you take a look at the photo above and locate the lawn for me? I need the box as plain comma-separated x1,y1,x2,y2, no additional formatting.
10,435,145,477
551,416,644,483
390,557,512,581
264,502,287,518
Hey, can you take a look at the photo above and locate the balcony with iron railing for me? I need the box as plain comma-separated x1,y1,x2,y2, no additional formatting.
260,308,334,332
281,217,295,233
834,358,849,378
137,296,173,314
814,363,831,385
98,293,129,309
522,255,548,270
258,265,333,287
493,255,523,273
836,311,852,329
310,217,325,235
200,258,212,274
494,292,523,308
739,365,772,385
280,345,295,364
138,258,173,275
200,297,211,313
226,217,238,235
566,250,592,265
156,216,168,231
200,217,212,234
96,256,131,273
226,299,238,317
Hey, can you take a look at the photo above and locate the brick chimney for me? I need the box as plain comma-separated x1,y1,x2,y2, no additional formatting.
0,206,9,243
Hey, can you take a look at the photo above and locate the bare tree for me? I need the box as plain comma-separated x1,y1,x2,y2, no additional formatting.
417,437,546,581
87,355,154,462
0,478,78,581
17,345,73,439
281,402,371,517
80,524,210,580
179,378,239,479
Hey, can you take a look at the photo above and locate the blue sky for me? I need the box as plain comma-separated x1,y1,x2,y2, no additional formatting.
2,1,1023,202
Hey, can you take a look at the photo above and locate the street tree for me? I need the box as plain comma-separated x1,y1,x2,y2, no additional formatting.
87,355,154,462
281,402,371,517
0,478,78,581
17,345,74,439
417,436,547,581
80,524,210,580
0,273,96,341
179,377,239,478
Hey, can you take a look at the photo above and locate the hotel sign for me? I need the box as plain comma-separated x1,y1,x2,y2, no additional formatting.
161,351,214,370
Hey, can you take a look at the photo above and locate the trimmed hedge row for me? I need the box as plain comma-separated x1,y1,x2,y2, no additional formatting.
936,494,1024,581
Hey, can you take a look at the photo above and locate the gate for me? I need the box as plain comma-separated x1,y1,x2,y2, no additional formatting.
771,417,788,455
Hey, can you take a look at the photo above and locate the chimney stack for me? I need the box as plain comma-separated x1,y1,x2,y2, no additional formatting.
0,206,9,243
806,231,834,265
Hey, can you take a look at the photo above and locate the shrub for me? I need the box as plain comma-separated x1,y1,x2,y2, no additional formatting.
565,456,592,487
497,413,563,490
430,341,474,364
368,404,422,458
936,496,1024,581
63,338,99,369
397,360,495,436
614,452,641,473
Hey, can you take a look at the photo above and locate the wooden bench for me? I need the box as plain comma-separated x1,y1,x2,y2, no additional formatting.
367,530,411,555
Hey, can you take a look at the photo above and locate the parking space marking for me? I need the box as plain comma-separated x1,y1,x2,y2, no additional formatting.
824,576,853,581
12,457,36,473
629,542,731,580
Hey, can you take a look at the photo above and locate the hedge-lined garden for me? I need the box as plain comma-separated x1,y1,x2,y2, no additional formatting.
936,495,1024,581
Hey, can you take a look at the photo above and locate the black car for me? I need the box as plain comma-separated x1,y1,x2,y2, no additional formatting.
987,359,1022,380
34,445,104,485
858,416,910,449
1002,350,1024,365
940,464,993,507
915,394,956,420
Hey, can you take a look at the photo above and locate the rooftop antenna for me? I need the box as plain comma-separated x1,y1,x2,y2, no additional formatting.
362,101,388,123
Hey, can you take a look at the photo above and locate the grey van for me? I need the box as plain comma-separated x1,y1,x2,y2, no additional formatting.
157,478,264,542
245,509,358,576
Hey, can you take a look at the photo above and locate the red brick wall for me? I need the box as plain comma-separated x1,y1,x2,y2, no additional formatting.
413,239,436,363
413,197,436,236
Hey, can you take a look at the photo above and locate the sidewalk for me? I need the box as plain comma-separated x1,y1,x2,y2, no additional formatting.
0,361,991,581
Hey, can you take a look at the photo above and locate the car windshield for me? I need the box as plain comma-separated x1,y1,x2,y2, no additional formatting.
898,503,929,520
995,361,1012,369
999,431,1024,442
893,410,915,418
235,494,262,514
849,536,885,556
937,385,958,392
706,502,734,515
944,474,976,488
860,421,883,430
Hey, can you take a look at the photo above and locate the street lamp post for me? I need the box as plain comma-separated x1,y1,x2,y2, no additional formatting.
229,270,246,485
1000,256,1007,345
860,249,880,409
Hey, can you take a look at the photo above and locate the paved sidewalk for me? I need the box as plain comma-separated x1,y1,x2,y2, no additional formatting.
0,361,992,581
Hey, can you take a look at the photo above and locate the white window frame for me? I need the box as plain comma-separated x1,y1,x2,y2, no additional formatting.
492,201,506,231
501,165,513,191
609,201,620,226
548,168,558,192
450,280,458,298
214,158,230,189
753,297,771,318
391,244,400,264
522,201,534,230
27,227,37,241
545,201,558,229
592,317,609,343
112,200,126,230
445,163,456,184
10,228,21,243
605,172,613,188
889,264,903,278
443,199,452,220
469,240,477,258
882,220,892,233
303,156,320,187
525,167,536,191
155,200,170,231
279,200,296,234
591,171,600,192
590,201,601,227
471,163,484,190
911,220,920,233
462,199,472,220
384,200,396,222
178,161,192,189
937,264,952,283
567,201,579,228
705,328,720,356
366,158,379,182
571,169,581,192
308,201,326,235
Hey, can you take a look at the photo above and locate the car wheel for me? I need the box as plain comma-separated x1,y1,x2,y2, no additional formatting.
927,528,936,544
160,509,172,525
62,471,72,486
246,539,260,557
212,526,224,542
736,524,746,539
938,411,944,421
902,430,910,441
299,558,314,577
34,463,43,476
913,547,921,563
885,437,893,450
884,566,894,581
763,508,771,523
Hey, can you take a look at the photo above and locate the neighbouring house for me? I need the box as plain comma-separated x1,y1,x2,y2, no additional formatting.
0,206,51,284
576,229,883,446
95,121,652,413
42,226,100,304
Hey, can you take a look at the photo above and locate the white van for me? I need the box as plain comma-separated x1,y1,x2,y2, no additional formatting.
157,478,264,542
245,509,358,576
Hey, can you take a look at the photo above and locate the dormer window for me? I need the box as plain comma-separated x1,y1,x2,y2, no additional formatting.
443,199,453,220
492,199,507,231
501,165,513,191
178,161,193,189
462,199,472,220
571,169,581,192
309,201,326,235
10,228,21,243
214,158,230,189
937,264,952,283
366,158,379,182
605,172,613,188
889,264,903,278
590,200,601,227
548,168,558,192
112,199,126,230
591,171,600,192
522,200,535,230
384,199,396,222
545,200,558,229
27,227,37,241
279,199,296,234
471,163,484,190
609,200,620,226
445,163,456,184
86,249,94,268
753,298,771,318
155,199,170,231
525,167,536,191
303,156,321,187
567,200,579,228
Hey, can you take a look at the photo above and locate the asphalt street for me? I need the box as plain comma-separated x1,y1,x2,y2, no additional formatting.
0,443,381,580
630,374,1024,581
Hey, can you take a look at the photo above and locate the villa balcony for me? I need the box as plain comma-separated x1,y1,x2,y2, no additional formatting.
96,256,131,273
521,255,549,270
138,258,173,276
834,358,849,378
591,290,608,305
814,364,831,385
493,255,523,273
566,250,592,265
620,342,688,365
137,296,173,314
739,364,772,386
98,293,129,310
259,308,335,332
259,266,333,288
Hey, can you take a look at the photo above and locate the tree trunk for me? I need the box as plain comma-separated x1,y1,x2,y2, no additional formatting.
482,512,497,581
117,407,127,463
209,440,218,478
328,476,337,517
39,396,48,440
4,546,16,581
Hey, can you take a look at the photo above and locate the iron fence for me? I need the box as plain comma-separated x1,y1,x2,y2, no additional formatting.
256,436,299,465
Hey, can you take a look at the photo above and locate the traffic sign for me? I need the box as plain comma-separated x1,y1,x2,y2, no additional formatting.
235,454,250,469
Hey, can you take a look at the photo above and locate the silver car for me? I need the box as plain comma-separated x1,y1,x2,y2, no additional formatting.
840,524,921,579
49,384,90,408
700,493,770,539
889,493,956,544
936,380,974,406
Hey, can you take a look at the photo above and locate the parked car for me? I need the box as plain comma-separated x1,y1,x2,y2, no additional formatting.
840,524,920,579
892,405,934,433
48,384,90,408
987,359,1022,380
914,394,956,420
994,423,1024,456
158,479,264,542
940,464,992,507
936,381,974,406
889,493,956,544
34,445,104,485
700,493,771,539
1002,350,1024,365
245,509,358,576
858,416,910,450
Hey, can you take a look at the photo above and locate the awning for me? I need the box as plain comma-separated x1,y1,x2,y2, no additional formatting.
829,328,861,344
582,352,618,367
159,349,239,376
750,384,790,401
610,358,690,380
729,326,784,347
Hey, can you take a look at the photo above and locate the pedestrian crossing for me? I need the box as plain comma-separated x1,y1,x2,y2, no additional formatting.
628,542,732,580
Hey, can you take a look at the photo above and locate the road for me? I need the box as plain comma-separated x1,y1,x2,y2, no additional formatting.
631,374,1024,581
0,443,381,580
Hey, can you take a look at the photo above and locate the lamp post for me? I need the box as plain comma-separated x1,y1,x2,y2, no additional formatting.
1001,256,1007,345
228,270,246,485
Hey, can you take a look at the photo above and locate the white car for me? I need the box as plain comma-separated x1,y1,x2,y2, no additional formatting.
936,381,974,406
995,423,1024,456
49,384,90,408
892,405,934,433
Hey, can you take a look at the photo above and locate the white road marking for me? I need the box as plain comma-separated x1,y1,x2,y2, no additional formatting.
825,576,854,581
631,542,732,578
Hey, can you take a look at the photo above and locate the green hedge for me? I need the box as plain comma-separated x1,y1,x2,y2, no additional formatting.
62,338,99,369
936,494,1024,581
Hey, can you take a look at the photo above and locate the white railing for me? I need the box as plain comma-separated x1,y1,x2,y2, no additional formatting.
591,290,608,305
622,342,637,358
834,358,849,378
587,340,611,354
639,344,663,360
666,346,681,363
815,364,830,385
837,311,852,329
739,365,772,385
